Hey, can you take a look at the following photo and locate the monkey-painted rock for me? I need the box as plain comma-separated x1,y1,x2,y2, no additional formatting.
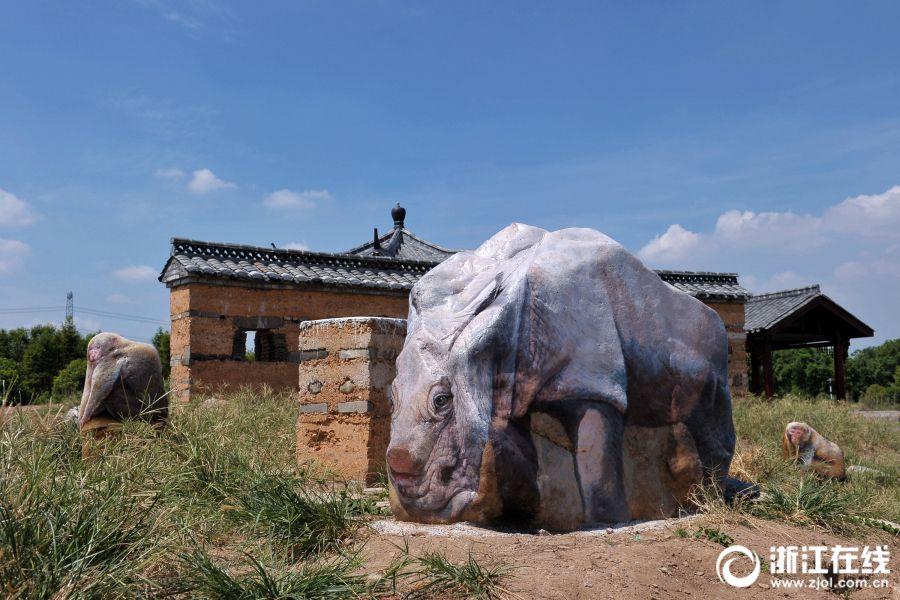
782,421,845,480
78,332,167,431
387,224,735,531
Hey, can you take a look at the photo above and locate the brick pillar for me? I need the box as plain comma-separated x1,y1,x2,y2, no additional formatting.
295,317,407,485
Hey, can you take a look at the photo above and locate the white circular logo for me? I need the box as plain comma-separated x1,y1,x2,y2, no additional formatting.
716,545,761,588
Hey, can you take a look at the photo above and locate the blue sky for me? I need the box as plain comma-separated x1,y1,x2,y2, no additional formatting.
1,1,898,348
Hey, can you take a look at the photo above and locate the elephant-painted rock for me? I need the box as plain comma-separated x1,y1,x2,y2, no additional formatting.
387,224,736,531
78,332,167,432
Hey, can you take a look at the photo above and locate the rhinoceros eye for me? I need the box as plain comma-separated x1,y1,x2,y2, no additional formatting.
432,393,452,414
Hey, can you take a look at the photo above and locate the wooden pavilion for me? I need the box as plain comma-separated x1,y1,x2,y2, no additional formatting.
744,285,874,399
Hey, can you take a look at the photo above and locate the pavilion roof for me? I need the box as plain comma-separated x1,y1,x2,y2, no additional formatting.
745,285,873,340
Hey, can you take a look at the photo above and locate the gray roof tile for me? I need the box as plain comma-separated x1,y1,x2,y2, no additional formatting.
161,238,750,301
655,270,750,301
346,227,460,262
744,285,821,332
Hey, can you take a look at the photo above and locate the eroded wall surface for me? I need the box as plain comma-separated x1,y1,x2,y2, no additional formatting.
295,317,407,484
705,300,747,395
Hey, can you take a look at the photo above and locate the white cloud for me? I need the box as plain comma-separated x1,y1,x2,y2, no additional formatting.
0,238,30,273
155,168,185,180
824,185,900,239
105,293,131,304
0,188,40,227
713,209,823,250
263,189,331,211
637,184,900,346
639,185,900,270
637,224,701,263
283,241,309,251
187,168,236,194
113,265,159,282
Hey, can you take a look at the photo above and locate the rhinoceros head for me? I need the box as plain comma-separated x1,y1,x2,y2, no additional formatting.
387,224,547,522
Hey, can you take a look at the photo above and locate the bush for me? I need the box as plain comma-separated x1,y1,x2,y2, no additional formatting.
152,328,171,379
51,358,87,400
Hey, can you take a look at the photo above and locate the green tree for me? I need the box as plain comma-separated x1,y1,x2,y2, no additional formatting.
0,328,31,363
771,348,834,397
0,357,26,405
847,339,900,399
21,327,64,401
152,328,170,379
51,358,87,400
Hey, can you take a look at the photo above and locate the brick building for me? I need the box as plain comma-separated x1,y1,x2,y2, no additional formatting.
160,204,783,401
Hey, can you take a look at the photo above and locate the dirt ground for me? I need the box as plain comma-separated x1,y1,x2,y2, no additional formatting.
361,516,899,599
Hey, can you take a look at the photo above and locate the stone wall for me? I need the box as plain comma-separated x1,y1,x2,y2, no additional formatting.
704,300,748,395
295,317,407,484
168,283,409,402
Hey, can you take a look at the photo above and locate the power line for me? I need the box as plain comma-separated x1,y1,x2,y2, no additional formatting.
0,306,65,314
0,304,168,327
75,306,167,325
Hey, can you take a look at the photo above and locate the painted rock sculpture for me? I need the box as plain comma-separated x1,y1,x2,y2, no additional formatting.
782,421,846,480
78,332,167,432
387,224,736,531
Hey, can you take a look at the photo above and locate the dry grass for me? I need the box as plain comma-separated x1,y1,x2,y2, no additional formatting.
1,389,894,598
724,394,900,532
0,388,509,599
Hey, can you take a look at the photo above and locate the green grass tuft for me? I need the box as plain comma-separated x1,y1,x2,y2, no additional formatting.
402,550,510,600
174,550,376,599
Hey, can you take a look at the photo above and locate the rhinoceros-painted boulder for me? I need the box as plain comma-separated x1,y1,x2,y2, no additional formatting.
387,224,736,531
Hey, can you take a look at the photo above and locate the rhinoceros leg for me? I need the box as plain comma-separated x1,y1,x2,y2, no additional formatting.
529,411,585,531
490,417,540,524
575,404,628,524
528,403,627,530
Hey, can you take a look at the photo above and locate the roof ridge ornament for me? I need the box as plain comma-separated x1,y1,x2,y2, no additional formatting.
391,203,406,229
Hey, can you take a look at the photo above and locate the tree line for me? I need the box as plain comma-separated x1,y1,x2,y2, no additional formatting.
0,324,170,405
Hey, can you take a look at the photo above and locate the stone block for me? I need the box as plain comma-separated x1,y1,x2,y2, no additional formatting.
337,400,371,413
339,348,372,360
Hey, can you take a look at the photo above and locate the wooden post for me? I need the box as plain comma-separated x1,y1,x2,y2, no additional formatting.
762,341,775,398
749,346,761,395
833,332,847,400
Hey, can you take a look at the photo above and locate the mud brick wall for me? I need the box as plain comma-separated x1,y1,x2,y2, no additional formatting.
704,300,748,395
168,283,409,402
295,317,407,485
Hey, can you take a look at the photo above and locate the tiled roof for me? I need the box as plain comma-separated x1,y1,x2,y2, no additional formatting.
159,238,434,292
744,285,821,332
161,238,750,301
346,227,459,262
655,270,750,301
